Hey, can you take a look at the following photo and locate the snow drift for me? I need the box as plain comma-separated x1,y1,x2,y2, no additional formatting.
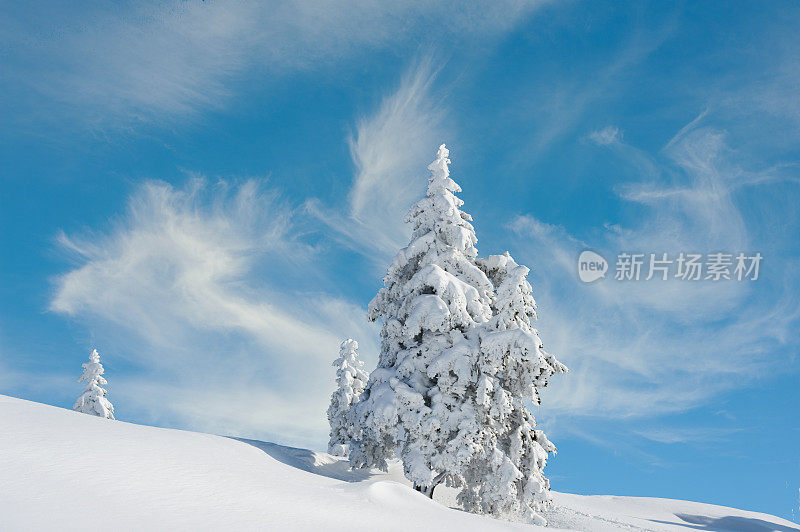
0,394,797,531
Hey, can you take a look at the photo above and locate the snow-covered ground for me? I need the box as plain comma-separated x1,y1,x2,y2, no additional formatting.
0,394,797,532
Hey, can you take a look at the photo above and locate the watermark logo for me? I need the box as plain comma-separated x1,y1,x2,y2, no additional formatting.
577,250,762,283
578,250,608,283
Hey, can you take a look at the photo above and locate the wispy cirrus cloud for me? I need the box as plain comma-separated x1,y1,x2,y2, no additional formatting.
516,26,673,161
514,116,800,421
307,57,446,260
51,178,378,447
589,126,622,146
632,426,743,445
3,0,548,130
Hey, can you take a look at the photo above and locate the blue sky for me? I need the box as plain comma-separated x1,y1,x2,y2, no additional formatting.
2,0,799,522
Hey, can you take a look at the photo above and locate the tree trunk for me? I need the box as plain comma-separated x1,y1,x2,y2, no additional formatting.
414,472,446,499
413,483,436,499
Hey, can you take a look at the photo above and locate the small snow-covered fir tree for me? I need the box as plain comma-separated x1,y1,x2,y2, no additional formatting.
350,144,494,497
73,349,115,419
327,339,368,456
461,252,567,524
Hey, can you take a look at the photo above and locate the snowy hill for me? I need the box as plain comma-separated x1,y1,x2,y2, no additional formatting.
0,395,797,532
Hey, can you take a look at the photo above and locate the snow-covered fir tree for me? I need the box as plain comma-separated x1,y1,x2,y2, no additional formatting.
349,144,567,525
73,349,115,419
462,252,568,525
350,144,494,498
327,339,368,456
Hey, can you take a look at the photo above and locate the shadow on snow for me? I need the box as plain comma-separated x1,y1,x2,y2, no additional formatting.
232,438,374,483
650,513,800,532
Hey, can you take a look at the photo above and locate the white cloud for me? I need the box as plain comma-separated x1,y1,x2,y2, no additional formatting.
307,57,446,260
51,178,378,446
633,427,742,445
511,119,800,421
589,126,622,146
5,1,548,128
516,28,672,160
111,378,334,448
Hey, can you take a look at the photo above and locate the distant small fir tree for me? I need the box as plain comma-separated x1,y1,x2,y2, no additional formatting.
73,349,115,419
